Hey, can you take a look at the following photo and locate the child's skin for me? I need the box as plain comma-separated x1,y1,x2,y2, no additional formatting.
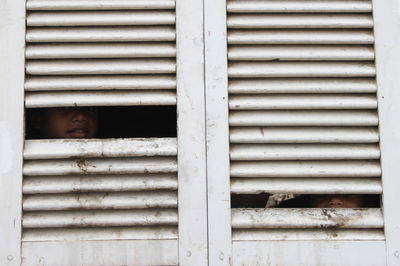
310,194,363,208
35,107,98,139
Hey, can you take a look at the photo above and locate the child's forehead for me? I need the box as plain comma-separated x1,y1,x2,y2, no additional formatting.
45,107,98,114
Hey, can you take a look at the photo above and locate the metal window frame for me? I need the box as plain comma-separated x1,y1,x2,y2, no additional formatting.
204,0,233,265
0,0,25,265
176,0,209,265
373,0,400,265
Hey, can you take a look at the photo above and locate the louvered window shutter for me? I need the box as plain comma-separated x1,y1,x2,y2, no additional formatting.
23,1,178,265
1,0,208,265
2,1,400,266
205,0,400,265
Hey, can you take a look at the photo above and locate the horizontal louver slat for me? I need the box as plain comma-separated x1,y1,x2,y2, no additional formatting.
27,11,175,26
228,30,374,44
23,209,178,228
229,94,377,110
24,138,177,159
23,227,178,242
23,174,177,194
26,27,176,43
228,14,373,29
231,178,382,194
229,78,376,94
26,59,176,75
230,144,380,160
230,127,379,143
25,75,176,91
25,91,176,108
229,111,378,126
228,62,375,78
27,0,175,10
232,209,383,229
23,192,177,211
26,43,176,59
232,229,383,241
230,161,381,178
227,1,372,13
24,158,177,176
228,45,374,61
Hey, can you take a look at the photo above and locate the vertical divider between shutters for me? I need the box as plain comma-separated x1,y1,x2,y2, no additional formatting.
0,1,25,265
372,1,400,265
176,0,209,265
204,0,233,265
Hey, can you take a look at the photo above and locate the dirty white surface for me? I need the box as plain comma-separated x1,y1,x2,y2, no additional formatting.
373,0,400,265
0,1,25,265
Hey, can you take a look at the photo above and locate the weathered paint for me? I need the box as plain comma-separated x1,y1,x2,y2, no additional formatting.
23,174,178,194
232,241,386,266
232,208,383,229
24,138,177,159
22,240,178,266
231,177,382,195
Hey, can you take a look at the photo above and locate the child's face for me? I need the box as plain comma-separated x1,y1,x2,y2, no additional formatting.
39,107,98,139
310,195,363,208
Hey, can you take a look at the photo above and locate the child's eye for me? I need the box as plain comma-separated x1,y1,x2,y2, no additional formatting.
55,107,72,113
83,107,97,113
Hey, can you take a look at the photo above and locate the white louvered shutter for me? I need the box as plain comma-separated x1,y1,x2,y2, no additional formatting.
206,0,386,265
22,1,180,265
2,1,400,265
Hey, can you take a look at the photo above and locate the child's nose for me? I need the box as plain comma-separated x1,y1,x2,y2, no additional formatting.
72,110,88,121
328,196,344,208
